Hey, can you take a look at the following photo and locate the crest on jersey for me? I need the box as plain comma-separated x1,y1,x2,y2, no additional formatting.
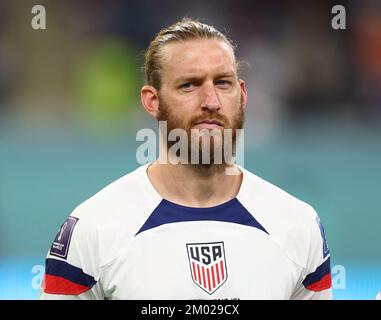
186,241,228,295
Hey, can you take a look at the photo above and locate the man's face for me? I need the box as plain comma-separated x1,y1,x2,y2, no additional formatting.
157,38,247,164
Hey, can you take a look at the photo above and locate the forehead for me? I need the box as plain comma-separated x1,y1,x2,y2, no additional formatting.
160,39,237,81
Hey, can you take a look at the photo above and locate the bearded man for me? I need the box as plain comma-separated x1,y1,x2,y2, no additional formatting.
41,18,332,300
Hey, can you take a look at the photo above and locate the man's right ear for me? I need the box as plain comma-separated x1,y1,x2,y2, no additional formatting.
141,85,160,118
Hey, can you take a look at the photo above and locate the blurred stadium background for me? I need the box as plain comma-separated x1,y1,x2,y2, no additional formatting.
0,0,380,299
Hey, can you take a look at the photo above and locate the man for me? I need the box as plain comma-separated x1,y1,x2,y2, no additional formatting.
41,18,332,300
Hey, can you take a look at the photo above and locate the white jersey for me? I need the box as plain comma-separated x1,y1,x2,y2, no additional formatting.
40,164,332,300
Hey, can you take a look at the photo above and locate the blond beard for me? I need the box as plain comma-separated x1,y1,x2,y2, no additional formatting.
157,95,244,170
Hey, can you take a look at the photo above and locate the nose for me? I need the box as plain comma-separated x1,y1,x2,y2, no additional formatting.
200,83,221,112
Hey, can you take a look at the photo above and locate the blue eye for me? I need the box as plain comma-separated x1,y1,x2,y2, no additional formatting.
216,80,231,87
180,82,196,91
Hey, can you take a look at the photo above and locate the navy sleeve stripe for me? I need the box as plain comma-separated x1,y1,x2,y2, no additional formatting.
45,258,96,288
303,257,331,288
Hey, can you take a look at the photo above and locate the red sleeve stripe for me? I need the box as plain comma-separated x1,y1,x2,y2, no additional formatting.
303,257,331,292
42,274,92,295
43,258,96,295
305,273,332,291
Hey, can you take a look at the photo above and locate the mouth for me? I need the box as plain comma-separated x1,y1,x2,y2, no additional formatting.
193,119,224,129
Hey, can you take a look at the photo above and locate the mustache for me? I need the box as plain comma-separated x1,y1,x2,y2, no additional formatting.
189,114,230,128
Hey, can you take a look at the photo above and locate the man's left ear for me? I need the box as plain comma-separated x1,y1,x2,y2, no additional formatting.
239,79,247,110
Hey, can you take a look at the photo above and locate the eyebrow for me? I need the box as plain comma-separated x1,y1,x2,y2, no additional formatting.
174,72,236,85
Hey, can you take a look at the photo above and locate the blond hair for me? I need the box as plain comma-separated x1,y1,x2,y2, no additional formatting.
144,18,236,89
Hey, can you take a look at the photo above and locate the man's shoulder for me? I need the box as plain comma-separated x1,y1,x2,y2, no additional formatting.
239,166,317,219
238,167,320,268
47,165,157,268
69,164,159,225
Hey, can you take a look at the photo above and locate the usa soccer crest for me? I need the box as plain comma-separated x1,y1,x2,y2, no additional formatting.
186,241,228,295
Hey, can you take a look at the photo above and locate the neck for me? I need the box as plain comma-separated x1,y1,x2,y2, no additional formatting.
147,160,243,208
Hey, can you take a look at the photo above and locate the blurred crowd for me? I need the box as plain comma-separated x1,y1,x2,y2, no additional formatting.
0,0,380,132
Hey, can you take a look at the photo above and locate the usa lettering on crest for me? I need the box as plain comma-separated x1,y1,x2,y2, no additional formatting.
186,241,228,295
